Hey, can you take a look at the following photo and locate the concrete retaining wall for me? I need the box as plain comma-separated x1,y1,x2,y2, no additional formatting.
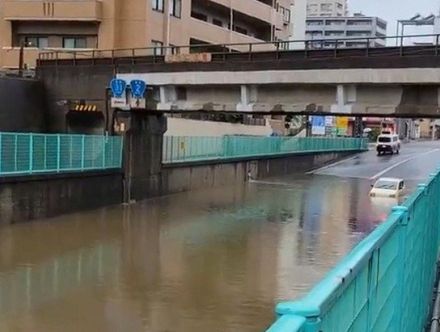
0,170,122,224
160,151,354,195
0,77,47,132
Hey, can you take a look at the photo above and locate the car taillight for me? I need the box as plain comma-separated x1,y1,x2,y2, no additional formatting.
389,194,396,198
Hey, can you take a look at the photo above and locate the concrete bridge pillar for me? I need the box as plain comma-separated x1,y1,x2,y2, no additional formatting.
157,86,177,111
331,84,357,114
119,112,167,202
237,85,257,112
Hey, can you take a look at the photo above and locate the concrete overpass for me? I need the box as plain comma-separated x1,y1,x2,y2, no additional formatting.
36,35,440,132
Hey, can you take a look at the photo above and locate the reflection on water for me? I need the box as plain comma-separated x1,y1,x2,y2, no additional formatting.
0,175,398,332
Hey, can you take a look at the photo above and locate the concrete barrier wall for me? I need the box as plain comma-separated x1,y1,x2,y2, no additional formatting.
0,77,47,132
0,171,122,224
160,151,354,195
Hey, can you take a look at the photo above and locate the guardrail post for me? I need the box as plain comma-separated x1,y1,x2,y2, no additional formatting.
57,134,61,173
436,35,439,56
0,133,2,174
29,134,33,174
102,135,106,168
81,135,85,170
248,43,253,61
392,205,409,331
400,35,404,56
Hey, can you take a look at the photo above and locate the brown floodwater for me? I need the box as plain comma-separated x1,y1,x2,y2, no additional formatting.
0,175,396,332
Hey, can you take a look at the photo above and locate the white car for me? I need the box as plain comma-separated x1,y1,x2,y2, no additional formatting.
376,134,400,156
370,177,405,198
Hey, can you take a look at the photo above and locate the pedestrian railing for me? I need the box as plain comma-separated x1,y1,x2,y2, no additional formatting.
162,136,368,164
0,132,123,176
267,170,440,331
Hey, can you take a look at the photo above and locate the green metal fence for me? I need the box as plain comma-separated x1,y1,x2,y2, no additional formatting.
0,132,123,176
163,136,368,163
267,169,440,332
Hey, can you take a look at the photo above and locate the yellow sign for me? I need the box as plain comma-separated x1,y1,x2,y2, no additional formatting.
336,117,349,135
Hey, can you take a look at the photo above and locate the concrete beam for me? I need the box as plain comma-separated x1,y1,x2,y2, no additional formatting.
118,68,440,86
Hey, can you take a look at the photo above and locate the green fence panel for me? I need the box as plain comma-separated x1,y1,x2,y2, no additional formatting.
162,136,368,163
267,170,440,332
0,132,123,176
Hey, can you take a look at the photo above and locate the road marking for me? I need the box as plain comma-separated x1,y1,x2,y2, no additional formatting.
369,149,440,181
307,155,360,174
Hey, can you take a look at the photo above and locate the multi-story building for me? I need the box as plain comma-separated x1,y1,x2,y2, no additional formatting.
307,0,347,17
305,14,387,48
0,0,293,69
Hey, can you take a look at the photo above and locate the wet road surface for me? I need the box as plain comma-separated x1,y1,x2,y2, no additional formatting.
0,141,439,332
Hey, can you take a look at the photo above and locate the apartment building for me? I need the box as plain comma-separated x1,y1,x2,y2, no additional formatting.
307,0,347,17
306,14,388,48
0,0,294,69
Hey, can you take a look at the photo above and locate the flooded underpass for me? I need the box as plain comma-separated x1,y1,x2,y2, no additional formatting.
0,173,395,332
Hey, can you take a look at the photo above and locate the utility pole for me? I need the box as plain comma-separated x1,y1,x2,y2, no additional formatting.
18,40,24,77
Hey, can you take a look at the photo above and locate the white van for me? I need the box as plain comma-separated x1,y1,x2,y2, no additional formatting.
376,134,400,156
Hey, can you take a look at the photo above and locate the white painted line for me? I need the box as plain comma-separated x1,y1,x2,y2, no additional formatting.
307,155,360,174
369,149,440,181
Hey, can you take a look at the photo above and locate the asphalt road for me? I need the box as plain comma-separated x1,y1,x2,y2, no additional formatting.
312,141,440,184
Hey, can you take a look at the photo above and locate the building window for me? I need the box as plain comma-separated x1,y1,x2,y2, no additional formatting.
191,11,207,22
170,0,181,18
63,37,87,49
212,18,223,27
279,6,291,23
234,26,248,35
321,3,333,11
151,40,163,56
152,0,164,12
24,36,48,48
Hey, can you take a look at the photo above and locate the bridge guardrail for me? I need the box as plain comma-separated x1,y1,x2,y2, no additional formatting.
37,33,440,66
0,132,123,176
162,136,368,164
266,168,440,331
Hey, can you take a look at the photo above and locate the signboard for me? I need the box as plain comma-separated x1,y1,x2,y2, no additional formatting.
130,80,147,98
128,79,147,109
325,116,334,127
164,53,212,63
311,116,325,135
110,78,128,109
110,79,126,98
336,117,349,136
111,96,129,109
128,92,146,109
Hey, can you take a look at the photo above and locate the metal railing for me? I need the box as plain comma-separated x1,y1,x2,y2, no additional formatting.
0,132,123,176
267,170,440,331
37,33,440,66
162,136,368,164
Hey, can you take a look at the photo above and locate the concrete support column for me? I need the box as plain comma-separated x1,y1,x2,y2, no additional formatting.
237,85,257,112
331,84,357,114
157,86,177,111
120,113,167,202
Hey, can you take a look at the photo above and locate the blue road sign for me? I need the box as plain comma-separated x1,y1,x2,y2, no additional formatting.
110,79,127,98
130,80,147,98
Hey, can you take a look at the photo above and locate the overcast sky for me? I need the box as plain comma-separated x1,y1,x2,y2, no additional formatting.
349,0,438,36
